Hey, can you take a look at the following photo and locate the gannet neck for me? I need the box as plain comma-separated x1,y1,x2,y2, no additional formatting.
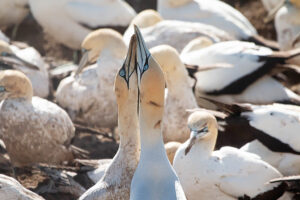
0,70,33,101
158,0,193,8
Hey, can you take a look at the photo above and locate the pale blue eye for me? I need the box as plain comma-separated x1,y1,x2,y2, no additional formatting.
119,68,126,77
0,86,5,92
143,64,149,71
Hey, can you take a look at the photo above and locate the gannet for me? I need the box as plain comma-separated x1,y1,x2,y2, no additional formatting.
130,26,186,200
0,0,29,29
0,70,74,167
29,0,136,49
158,0,278,49
198,97,300,176
79,35,140,200
181,40,300,107
0,174,45,200
123,10,232,52
0,40,50,98
165,142,181,165
150,45,198,143
173,111,289,200
56,29,127,129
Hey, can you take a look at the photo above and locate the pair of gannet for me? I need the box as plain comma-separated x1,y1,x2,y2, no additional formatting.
0,40,50,98
0,70,74,167
268,0,300,64
201,98,300,176
29,0,136,49
81,26,186,200
181,39,300,107
56,29,127,129
157,0,278,49
0,174,44,200
0,0,29,29
173,111,291,200
123,10,232,52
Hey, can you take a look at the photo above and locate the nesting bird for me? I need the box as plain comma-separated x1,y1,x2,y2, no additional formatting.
150,45,198,143
0,70,74,166
123,9,232,52
130,26,186,200
79,35,140,200
181,40,300,107
173,111,289,200
29,0,136,49
0,40,50,98
56,29,128,129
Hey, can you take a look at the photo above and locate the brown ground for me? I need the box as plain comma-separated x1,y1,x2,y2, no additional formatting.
0,1,283,199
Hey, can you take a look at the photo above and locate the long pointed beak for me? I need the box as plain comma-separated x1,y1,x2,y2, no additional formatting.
264,0,285,23
1,52,39,70
134,25,151,84
185,133,197,155
121,34,137,86
75,50,89,76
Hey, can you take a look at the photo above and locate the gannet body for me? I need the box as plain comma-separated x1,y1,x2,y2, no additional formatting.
56,29,127,129
0,70,74,167
125,18,232,52
158,0,256,40
130,26,186,200
0,0,29,28
150,45,198,143
173,111,289,200
29,0,136,49
0,174,45,200
0,40,49,98
181,40,300,107
79,35,140,200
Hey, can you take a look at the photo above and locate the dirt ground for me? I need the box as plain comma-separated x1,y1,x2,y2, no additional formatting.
0,0,281,199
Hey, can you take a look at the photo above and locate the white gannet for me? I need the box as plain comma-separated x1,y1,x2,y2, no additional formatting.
0,70,74,167
29,0,136,49
124,16,232,52
0,174,45,200
181,40,300,107
199,97,300,176
173,111,289,200
130,26,186,200
150,45,198,143
0,0,29,29
79,35,140,200
0,40,50,98
56,29,127,129
158,0,278,49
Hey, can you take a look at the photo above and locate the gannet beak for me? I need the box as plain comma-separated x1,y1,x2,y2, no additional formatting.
120,34,137,86
264,0,285,22
134,25,151,84
1,52,39,70
184,127,208,155
75,49,89,76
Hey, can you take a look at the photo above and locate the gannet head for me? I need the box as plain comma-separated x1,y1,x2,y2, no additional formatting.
76,29,127,75
290,0,300,7
184,111,217,155
164,0,193,7
114,34,138,115
134,25,165,129
130,10,162,28
181,37,214,54
0,70,33,101
150,45,189,85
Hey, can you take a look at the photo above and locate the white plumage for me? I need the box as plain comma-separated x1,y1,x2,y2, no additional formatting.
0,0,29,28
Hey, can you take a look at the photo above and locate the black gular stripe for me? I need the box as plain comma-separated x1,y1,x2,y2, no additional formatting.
205,56,285,95
238,182,286,200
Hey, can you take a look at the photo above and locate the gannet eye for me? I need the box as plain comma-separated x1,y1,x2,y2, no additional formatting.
197,126,208,134
0,86,5,92
119,68,126,77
